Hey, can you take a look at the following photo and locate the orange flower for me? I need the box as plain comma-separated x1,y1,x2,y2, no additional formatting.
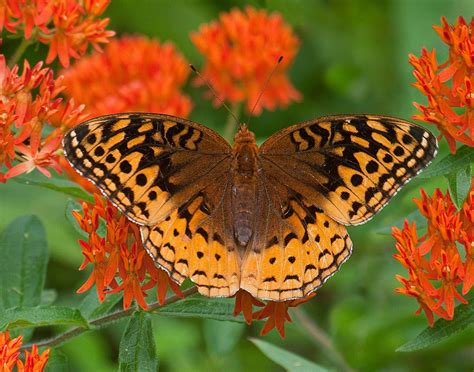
254,294,315,338
2,0,115,67
0,54,87,182
73,194,183,310
232,289,315,338
0,331,22,371
62,36,192,117
16,345,50,372
191,6,301,115
393,187,474,326
233,289,264,325
410,16,474,153
0,331,49,371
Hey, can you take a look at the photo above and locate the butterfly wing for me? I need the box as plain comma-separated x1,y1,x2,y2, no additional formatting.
240,114,437,301
141,176,241,297
258,115,438,225
240,173,352,301
63,113,241,296
63,113,232,226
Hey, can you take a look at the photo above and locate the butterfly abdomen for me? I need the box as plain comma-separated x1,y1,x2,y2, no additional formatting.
231,125,259,249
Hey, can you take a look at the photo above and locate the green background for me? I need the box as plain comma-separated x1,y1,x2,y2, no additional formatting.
1,0,473,371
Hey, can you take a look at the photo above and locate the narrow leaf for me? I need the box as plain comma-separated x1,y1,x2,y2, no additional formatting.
397,301,474,352
250,338,330,371
0,306,88,331
446,165,471,209
119,312,158,372
418,145,474,179
0,215,48,310
13,176,93,202
157,295,245,322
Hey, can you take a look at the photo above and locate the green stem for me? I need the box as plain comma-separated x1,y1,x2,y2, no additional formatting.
292,307,354,372
8,38,31,68
223,102,242,143
21,287,198,351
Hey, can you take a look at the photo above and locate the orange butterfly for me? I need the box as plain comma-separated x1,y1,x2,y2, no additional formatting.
63,113,437,301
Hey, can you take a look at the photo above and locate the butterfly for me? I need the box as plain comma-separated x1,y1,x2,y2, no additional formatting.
63,113,437,301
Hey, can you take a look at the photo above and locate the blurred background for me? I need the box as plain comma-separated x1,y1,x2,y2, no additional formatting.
1,0,474,370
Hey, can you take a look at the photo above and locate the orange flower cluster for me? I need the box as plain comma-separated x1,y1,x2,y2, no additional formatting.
1,0,115,67
393,187,474,326
410,16,474,153
62,36,192,117
191,6,301,115
73,194,183,309
0,331,49,371
0,55,87,182
233,290,314,338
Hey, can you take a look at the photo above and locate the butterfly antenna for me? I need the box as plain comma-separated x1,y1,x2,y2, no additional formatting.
246,55,283,125
190,64,239,124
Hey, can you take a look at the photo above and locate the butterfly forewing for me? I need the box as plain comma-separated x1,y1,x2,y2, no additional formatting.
63,113,232,226
259,115,438,226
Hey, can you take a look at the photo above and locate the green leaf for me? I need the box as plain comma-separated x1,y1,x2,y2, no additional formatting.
79,291,122,320
418,145,474,179
45,349,69,372
250,338,330,371
119,312,158,372
204,319,245,355
446,165,471,209
397,301,474,352
375,209,427,236
157,295,245,322
12,176,93,202
0,215,48,310
0,306,89,331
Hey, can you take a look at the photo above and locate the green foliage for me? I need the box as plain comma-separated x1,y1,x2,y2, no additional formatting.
250,338,330,371
13,176,94,202
0,306,89,331
0,215,48,310
419,145,474,179
156,295,245,322
446,165,472,208
119,312,158,372
398,300,474,352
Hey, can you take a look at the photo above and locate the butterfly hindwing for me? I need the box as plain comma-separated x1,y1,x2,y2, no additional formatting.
141,176,241,297
259,115,438,225
240,166,352,301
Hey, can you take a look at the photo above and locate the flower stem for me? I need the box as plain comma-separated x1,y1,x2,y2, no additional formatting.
292,307,354,372
21,286,198,351
223,102,242,142
8,38,31,68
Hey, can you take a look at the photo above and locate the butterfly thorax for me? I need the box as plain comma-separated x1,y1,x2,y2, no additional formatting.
231,124,259,250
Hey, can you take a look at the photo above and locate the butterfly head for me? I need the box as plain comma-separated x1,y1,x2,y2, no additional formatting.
234,124,256,145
